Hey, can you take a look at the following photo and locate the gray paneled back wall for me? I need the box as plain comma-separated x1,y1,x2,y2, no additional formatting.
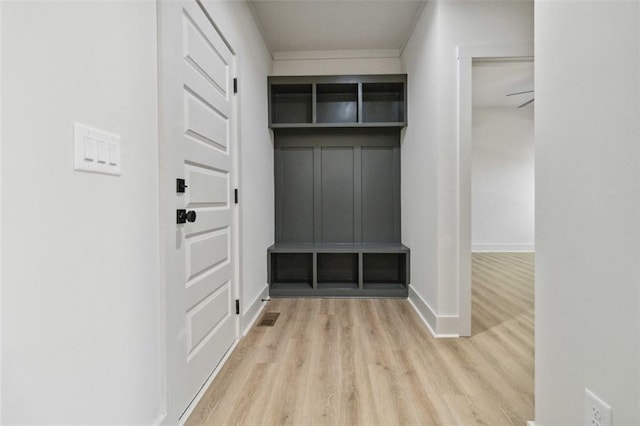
275,128,401,244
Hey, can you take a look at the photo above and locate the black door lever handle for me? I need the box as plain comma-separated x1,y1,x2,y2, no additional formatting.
177,209,197,224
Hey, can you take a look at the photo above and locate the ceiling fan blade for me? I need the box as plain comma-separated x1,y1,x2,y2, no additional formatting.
518,98,535,108
506,90,534,96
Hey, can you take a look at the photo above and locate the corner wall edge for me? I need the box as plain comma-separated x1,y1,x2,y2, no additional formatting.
408,285,459,338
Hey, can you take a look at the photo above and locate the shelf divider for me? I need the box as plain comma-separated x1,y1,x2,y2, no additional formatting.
354,146,362,243
313,146,322,243
312,252,318,289
358,252,364,290
312,83,317,124
357,82,363,124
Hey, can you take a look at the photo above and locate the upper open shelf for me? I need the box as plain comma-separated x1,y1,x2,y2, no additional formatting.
362,82,405,123
270,84,313,124
268,75,407,128
317,83,358,124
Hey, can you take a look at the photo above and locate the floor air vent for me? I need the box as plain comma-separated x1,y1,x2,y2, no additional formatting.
258,312,280,327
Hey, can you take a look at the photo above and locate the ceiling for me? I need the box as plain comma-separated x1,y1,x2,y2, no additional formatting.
472,60,534,108
246,2,534,108
248,1,427,53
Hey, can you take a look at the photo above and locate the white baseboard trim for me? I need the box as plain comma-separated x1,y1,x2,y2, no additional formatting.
527,421,536,426
242,284,269,336
179,338,240,425
408,285,437,335
472,244,534,252
408,285,459,338
437,314,462,336
152,413,167,426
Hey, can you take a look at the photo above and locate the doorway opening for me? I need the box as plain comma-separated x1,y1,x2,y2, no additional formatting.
470,59,534,335
456,42,534,337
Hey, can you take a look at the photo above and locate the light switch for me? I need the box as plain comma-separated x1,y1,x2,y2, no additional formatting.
74,123,121,176
97,141,108,164
108,142,118,166
83,138,97,161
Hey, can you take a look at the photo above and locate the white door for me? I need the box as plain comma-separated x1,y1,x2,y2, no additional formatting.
159,0,237,419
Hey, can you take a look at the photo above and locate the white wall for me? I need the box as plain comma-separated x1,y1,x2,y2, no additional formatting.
400,0,440,314
201,1,274,331
535,1,640,423
401,1,533,332
1,0,273,423
472,107,534,252
1,1,161,423
271,50,403,76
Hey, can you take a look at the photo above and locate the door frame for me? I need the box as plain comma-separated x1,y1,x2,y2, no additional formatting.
0,2,4,421
456,42,534,336
157,0,241,423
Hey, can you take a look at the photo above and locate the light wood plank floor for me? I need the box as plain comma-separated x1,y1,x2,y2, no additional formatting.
187,253,534,425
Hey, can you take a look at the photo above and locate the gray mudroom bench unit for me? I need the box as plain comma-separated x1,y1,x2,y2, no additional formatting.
267,74,410,298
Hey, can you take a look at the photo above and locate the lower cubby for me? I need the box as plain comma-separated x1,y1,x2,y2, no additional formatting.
268,244,409,297
317,253,359,289
363,253,407,290
270,252,313,290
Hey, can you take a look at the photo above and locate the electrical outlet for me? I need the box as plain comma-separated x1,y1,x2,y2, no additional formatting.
584,388,612,426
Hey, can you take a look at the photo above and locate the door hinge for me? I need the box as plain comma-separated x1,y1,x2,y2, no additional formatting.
235,299,240,315
233,78,238,94
234,188,238,204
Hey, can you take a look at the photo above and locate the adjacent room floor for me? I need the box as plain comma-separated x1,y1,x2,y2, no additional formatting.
188,253,534,425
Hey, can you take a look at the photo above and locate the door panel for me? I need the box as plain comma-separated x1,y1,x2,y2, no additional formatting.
159,0,237,420
184,92,229,151
186,230,230,280
321,147,355,243
184,209,231,236
182,7,231,96
185,263,232,309
361,147,396,242
184,136,231,172
186,282,232,353
277,147,314,242
183,16,228,94
185,166,229,206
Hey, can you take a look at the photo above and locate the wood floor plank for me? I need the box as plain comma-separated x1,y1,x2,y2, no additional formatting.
186,253,535,425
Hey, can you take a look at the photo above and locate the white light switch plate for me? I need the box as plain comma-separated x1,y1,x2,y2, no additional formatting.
74,122,121,176
585,388,612,426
